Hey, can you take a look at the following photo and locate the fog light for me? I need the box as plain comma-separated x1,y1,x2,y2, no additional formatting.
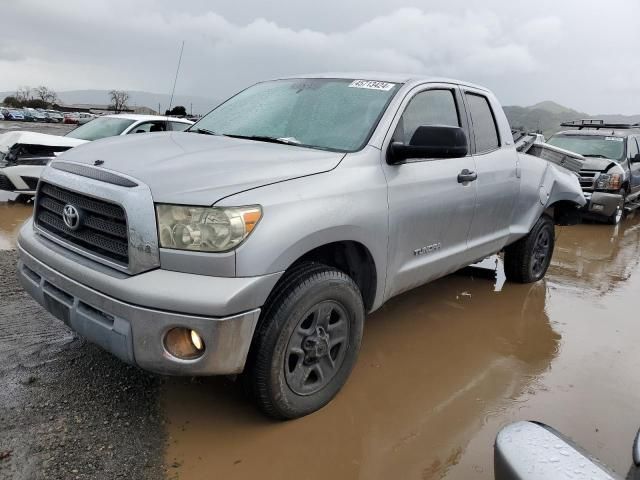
190,330,204,351
164,327,205,360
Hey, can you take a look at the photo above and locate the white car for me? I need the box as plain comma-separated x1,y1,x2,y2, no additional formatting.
0,114,193,195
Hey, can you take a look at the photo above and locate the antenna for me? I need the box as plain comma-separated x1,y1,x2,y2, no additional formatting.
168,40,185,113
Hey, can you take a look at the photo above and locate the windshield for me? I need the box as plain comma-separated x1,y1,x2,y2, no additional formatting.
191,78,401,152
547,134,626,161
66,117,135,141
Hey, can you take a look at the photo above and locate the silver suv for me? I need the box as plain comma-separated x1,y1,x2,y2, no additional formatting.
17,74,584,418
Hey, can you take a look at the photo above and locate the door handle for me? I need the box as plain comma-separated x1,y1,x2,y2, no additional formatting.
457,169,478,183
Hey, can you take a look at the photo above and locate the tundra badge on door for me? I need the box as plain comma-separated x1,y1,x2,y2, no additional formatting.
413,243,442,256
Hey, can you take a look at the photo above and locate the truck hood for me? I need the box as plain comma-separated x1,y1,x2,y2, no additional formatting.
581,157,621,172
0,131,86,154
56,132,345,204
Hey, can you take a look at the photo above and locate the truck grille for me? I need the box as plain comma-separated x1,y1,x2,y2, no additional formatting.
578,170,598,191
34,182,129,265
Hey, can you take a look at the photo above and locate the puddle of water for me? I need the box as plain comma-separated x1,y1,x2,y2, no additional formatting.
164,266,557,479
0,195,33,250
160,214,640,480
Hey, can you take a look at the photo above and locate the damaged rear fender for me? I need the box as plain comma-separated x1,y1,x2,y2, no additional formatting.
508,155,585,240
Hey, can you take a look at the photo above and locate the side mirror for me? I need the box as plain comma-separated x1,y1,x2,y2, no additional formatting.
632,154,640,164
495,421,621,480
387,125,468,164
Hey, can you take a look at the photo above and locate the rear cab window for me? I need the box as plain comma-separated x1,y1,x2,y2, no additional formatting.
464,93,500,153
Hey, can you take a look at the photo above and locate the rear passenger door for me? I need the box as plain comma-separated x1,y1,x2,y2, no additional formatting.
628,137,640,195
462,89,519,259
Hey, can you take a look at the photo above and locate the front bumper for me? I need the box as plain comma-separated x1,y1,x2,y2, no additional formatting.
582,191,623,218
17,222,283,375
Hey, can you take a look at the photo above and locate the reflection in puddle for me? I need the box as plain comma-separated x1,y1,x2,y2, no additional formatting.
0,197,33,250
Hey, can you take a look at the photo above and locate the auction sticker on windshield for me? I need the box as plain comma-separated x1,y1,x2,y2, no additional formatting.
348,80,396,91
605,137,624,142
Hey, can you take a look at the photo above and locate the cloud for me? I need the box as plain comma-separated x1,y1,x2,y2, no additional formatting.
1,0,640,113
0,4,536,97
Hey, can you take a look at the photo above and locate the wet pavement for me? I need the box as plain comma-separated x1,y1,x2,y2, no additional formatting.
1,189,640,479
163,217,640,480
0,194,33,250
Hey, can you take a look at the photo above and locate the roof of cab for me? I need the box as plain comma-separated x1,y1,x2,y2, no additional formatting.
275,72,490,91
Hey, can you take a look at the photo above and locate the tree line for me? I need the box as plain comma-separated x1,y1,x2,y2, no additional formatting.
2,86,134,113
3,86,188,116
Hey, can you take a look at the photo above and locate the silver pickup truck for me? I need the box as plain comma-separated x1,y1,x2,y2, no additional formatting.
16,74,584,419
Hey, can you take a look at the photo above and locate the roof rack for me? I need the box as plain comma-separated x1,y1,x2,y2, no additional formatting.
560,119,640,130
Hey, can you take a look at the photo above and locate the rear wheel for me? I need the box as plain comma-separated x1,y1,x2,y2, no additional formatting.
504,215,555,283
243,262,364,419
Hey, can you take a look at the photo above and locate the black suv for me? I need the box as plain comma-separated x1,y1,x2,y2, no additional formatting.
547,120,640,224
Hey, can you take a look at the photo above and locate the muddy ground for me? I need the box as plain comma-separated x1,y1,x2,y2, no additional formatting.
0,250,165,480
1,119,640,479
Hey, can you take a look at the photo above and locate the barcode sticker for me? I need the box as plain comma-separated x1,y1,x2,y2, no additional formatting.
605,137,624,142
348,80,396,91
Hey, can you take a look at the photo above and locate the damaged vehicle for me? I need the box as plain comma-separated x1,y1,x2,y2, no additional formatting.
546,120,640,224
16,74,584,419
0,114,193,195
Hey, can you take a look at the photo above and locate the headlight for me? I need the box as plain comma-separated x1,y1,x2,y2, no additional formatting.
156,204,262,252
595,173,622,191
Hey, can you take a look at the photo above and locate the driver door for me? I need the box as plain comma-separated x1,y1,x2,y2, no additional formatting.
383,85,478,300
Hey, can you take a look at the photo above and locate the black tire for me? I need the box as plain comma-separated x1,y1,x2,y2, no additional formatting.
243,262,365,420
606,190,625,225
504,215,555,283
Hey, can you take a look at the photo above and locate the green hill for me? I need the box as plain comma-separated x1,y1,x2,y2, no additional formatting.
504,102,640,138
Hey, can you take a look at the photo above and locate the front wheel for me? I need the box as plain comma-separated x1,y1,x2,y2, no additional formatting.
243,262,364,419
606,190,626,225
504,215,555,283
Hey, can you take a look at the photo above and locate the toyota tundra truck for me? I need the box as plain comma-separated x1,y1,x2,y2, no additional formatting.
16,74,585,419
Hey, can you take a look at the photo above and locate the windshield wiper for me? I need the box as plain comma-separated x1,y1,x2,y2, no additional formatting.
582,154,609,159
190,127,218,136
223,134,300,146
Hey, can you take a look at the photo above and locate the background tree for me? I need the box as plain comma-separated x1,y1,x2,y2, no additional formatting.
15,86,32,102
33,86,58,105
109,90,130,113
2,96,22,108
24,99,49,109
165,105,186,116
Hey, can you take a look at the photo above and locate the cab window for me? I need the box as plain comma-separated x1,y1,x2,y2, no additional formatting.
128,121,167,134
465,93,500,153
169,121,191,132
392,89,460,145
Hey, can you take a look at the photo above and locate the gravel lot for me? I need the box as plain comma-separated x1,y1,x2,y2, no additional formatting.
0,251,165,480
0,120,168,479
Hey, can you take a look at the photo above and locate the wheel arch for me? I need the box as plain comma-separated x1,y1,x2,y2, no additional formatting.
267,238,379,312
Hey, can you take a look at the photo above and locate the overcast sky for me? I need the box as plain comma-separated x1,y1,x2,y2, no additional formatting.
2,0,640,113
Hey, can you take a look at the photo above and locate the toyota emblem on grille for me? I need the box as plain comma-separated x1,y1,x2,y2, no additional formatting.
62,204,82,230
